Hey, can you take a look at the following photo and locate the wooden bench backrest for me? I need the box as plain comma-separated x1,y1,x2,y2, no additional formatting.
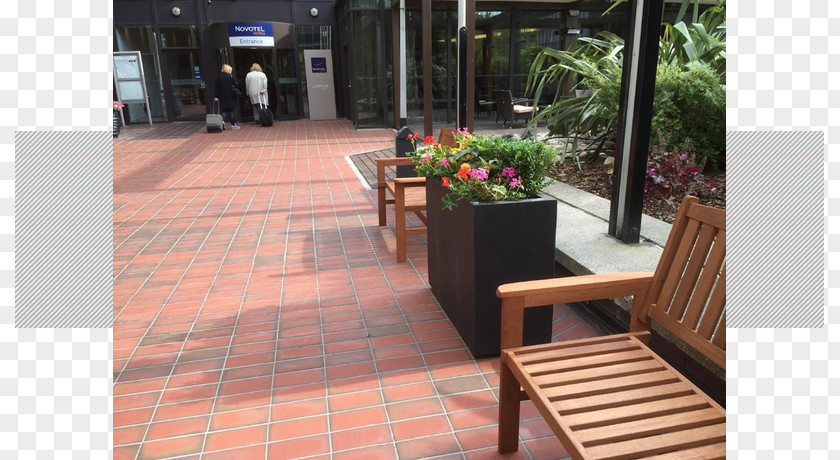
632,195,726,369
439,126,455,148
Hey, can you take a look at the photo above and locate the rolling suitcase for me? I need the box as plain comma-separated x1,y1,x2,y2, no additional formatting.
258,94,273,127
206,101,224,133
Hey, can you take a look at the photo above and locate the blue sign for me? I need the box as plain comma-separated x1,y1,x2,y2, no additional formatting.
311,57,327,73
193,71,202,79
228,23,274,47
228,23,273,37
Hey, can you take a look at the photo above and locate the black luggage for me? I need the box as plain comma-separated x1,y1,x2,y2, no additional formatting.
206,101,224,133
258,94,273,127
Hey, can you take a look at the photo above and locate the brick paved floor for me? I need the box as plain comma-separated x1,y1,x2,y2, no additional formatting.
113,119,600,460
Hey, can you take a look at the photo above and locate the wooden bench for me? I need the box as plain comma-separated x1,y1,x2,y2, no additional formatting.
497,195,725,459
376,126,455,262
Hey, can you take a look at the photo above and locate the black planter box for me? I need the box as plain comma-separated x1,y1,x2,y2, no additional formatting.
426,178,556,357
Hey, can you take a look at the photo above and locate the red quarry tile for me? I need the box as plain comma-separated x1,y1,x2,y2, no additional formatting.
274,356,325,374
441,389,498,413
327,375,380,395
330,424,393,452
464,446,531,460
158,383,218,405
204,425,267,452
520,417,555,440
418,338,466,354
323,338,370,354
324,349,374,366
382,381,437,403
213,389,272,413
423,349,474,366
272,382,327,403
385,397,445,421
113,424,148,446
166,370,222,389
154,399,215,422
430,362,482,380
275,345,323,360
209,406,270,431
372,343,420,359
332,444,398,460
221,363,274,381
524,436,570,460
395,433,461,460
113,407,155,428
379,368,430,387
269,414,328,441
330,406,387,431
146,415,209,440
455,425,499,451
171,358,226,376
218,376,273,396
113,377,167,396
225,351,274,368
201,444,266,460
375,355,425,373
328,389,382,412
413,329,459,343
272,368,324,388
116,365,173,382
267,434,330,460
271,398,327,421
114,445,139,460
391,415,451,441
136,434,204,460
448,406,498,430
114,391,161,412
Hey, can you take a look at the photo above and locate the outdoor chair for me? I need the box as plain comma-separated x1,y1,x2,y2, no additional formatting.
377,126,455,262
496,195,725,459
495,90,536,126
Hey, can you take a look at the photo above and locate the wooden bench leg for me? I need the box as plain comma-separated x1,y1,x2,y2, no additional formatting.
498,359,521,453
378,186,387,226
395,185,407,263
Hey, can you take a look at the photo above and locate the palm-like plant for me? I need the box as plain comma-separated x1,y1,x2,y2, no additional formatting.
525,0,726,166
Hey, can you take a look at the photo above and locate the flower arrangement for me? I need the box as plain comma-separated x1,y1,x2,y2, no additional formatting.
410,128,556,210
113,101,125,112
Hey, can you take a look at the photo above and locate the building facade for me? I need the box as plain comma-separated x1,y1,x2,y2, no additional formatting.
113,0,696,128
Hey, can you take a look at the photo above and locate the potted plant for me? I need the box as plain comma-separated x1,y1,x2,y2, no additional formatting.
113,101,125,138
411,129,558,357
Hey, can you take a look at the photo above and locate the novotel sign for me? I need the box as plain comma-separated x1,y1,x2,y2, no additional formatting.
228,23,274,47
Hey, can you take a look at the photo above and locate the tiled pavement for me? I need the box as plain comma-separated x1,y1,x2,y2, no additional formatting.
113,119,601,460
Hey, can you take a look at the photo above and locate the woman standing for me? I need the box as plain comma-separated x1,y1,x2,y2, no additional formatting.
213,64,240,130
245,63,268,123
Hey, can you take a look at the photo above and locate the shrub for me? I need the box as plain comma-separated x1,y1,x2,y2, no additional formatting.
644,133,716,198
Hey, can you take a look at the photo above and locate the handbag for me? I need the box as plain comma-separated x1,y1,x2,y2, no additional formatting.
232,85,242,98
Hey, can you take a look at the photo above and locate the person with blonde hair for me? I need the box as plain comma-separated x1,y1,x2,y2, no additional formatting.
245,63,268,123
213,64,241,129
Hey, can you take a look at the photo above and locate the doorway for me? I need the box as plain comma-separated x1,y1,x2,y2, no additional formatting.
233,49,276,122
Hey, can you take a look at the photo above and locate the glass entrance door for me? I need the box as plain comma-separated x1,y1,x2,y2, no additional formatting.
163,50,206,120
275,49,300,119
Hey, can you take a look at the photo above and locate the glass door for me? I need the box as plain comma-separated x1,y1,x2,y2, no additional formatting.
163,50,206,120
276,49,300,119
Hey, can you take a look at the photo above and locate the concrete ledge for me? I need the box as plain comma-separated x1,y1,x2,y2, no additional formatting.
542,181,673,312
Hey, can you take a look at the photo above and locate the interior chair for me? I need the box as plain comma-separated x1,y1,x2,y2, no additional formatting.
495,90,536,126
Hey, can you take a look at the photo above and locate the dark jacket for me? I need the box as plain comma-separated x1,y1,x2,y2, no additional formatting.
214,73,239,110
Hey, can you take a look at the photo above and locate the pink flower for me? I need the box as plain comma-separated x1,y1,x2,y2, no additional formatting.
509,176,522,188
501,167,516,179
440,158,450,167
469,168,488,180
420,152,432,163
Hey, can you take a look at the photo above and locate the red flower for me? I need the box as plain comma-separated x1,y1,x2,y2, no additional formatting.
442,177,451,187
424,135,436,145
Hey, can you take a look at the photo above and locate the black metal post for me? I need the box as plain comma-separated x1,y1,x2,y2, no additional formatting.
608,0,663,243
456,26,468,131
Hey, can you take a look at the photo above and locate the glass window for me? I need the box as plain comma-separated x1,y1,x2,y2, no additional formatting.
160,26,199,48
475,10,510,108
511,11,563,100
353,10,386,126
114,26,168,122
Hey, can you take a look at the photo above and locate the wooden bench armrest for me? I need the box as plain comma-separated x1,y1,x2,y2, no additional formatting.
393,177,426,186
376,157,417,186
498,272,654,350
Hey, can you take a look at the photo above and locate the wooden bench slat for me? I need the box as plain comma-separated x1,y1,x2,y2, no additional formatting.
542,370,679,400
668,223,717,320
512,333,648,357
656,219,701,311
552,382,693,414
575,407,725,446
562,394,712,431
682,232,726,330
587,423,726,460
697,265,726,340
517,337,642,365
522,349,650,376
636,441,726,460
533,359,665,388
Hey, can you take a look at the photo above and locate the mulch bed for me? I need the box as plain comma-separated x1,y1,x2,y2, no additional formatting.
549,159,726,224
